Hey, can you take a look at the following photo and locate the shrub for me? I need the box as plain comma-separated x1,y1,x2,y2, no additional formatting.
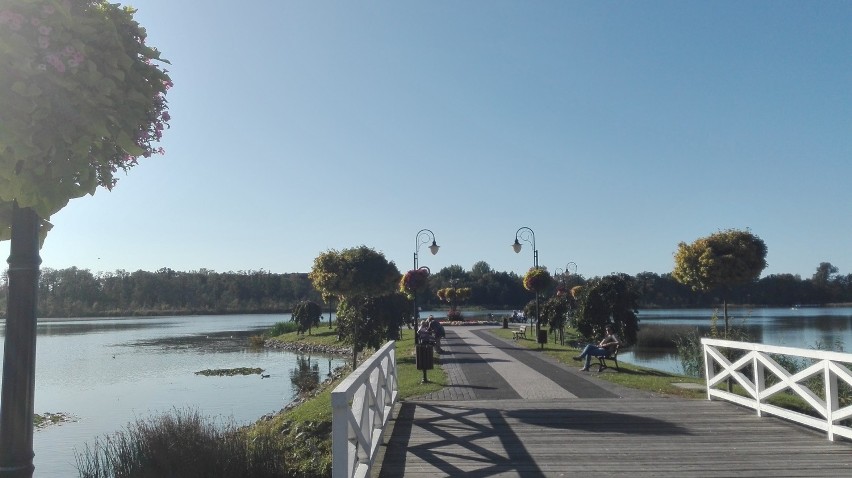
265,321,298,337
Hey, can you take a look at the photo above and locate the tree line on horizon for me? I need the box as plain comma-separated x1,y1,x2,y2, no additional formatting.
0,261,850,319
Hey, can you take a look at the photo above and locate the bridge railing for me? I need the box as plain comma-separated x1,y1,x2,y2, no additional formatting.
331,341,398,478
702,338,852,441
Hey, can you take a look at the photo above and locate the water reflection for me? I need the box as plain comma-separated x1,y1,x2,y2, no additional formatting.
289,356,321,397
624,307,852,374
0,319,178,337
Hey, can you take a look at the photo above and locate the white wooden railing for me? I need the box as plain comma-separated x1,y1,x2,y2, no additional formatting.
702,338,852,441
331,341,399,478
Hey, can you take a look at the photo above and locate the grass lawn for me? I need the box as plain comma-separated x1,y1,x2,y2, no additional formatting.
254,326,446,425
490,325,707,399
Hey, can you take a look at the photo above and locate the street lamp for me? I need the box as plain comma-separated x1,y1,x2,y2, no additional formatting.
555,262,578,287
512,227,542,339
413,229,439,330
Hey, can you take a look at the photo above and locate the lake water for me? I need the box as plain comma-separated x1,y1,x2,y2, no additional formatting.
0,314,346,477
623,307,852,375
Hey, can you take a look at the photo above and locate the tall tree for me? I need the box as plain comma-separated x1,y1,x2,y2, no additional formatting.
291,301,322,335
0,2,171,475
672,229,768,337
309,246,400,367
573,273,640,345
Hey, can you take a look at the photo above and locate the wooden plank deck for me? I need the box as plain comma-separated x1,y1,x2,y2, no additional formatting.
373,327,852,477
378,397,852,477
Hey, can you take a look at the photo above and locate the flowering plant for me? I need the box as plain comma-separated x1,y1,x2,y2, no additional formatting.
436,287,471,303
399,267,429,298
523,267,552,292
0,0,171,240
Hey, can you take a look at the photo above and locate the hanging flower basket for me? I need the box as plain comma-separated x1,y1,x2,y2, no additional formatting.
0,0,172,237
399,267,430,298
523,267,552,292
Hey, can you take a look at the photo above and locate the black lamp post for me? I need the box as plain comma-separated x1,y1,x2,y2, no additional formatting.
413,229,439,332
0,205,41,478
555,262,578,289
512,226,541,338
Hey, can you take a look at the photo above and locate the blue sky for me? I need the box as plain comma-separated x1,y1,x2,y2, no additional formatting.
3,1,850,279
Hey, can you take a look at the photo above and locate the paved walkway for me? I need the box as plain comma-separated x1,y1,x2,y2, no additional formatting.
375,326,852,477
416,326,652,402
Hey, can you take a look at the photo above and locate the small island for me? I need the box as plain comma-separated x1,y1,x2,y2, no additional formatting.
34,412,76,429
194,367,263,377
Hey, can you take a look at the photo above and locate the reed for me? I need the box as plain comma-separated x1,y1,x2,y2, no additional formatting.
75,408,294,478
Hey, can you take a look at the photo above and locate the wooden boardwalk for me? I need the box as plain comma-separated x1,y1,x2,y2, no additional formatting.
375,327,852,477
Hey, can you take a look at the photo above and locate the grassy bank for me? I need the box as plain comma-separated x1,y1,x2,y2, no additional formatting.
240,327,447,475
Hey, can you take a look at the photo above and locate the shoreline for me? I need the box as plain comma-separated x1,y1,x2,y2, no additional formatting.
0,313,290,324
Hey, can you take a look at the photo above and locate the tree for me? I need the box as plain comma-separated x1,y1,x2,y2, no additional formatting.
540,293,574,345
0,3,171,475
437,286,471,321
291,301,322,335
470,261,492,278
308,246,400,367
572,274,640,346
811,262,840,304
672,229,768,337
812,262,839,285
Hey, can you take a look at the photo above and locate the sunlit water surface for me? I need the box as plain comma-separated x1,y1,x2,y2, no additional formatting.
0,314,345,476
623,307,852,374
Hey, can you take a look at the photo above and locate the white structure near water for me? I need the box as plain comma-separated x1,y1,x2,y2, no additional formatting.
331,341,399,478
702,338,852,441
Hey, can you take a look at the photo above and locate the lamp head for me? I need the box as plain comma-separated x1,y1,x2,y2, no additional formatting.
429,241,440,255
512,239,522,254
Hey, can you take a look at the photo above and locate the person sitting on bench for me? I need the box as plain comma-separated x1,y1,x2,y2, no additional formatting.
573,325,620,372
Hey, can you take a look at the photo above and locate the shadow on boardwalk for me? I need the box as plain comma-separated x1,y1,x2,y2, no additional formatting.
376,327,852,477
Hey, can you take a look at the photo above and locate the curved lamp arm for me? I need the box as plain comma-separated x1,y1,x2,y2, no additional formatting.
414,229,439,269
512,226,537,267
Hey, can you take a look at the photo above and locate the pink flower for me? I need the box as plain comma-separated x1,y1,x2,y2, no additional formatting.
42,5,55,15
30,17,41,27
1,11,25,30
38,25,51,35
45,54,65,73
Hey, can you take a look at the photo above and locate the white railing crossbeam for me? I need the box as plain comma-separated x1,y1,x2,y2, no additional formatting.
702,338,852,442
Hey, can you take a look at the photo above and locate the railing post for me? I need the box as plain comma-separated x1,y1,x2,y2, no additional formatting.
702,340,713,401
753,352,765,417
825,361,837,441
331,391,352,478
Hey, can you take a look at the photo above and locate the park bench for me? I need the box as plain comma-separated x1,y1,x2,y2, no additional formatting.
512,325,527,341
597,344,620,372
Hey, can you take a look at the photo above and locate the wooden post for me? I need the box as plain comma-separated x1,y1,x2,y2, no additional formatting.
0,204,41,478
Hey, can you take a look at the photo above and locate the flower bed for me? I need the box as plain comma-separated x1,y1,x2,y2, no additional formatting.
438,320,500,327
